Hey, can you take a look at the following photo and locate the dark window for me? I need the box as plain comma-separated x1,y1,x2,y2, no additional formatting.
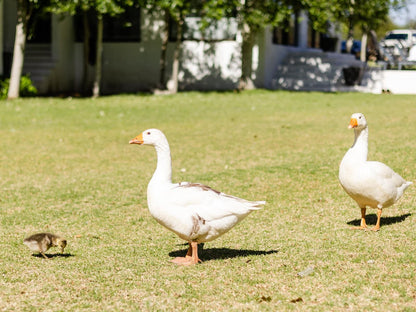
103,6,141,42
272,13,299,46
168,3,237,43
385,33,408,40
308,21,320,49
168,15,179,42
74,6,141,43
27,11,51,43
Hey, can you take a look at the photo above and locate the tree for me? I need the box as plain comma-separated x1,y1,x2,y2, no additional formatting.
203,0,333,90
332,0,406,61
141,0,197,93
143,0,335,92
51,0,132,97
236,1,281,90
204,0,325,90
7,0,43,99
201,0,280,90
92,0,132,97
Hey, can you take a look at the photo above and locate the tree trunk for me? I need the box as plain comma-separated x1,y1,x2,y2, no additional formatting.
345,17,354,54
82,11,90,95
159,9,169,89
368,30,380,61
8,0,27,99
238,26,256,90
169,18,183,94
360,32,367,62
92,13,103,98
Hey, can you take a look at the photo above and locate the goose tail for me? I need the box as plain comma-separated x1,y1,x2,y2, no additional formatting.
249,200,266,210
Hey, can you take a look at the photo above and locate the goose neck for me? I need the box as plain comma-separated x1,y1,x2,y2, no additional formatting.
350,127,368,161
151,143,172,184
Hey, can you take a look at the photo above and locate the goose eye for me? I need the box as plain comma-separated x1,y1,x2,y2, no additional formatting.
358,116,362,119
147,132,151,135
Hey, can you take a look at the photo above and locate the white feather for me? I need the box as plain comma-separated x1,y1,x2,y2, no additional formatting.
339,113,412,210
133,129,265,244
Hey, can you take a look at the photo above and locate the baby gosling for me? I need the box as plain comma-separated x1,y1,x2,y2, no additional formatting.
24,233,67,259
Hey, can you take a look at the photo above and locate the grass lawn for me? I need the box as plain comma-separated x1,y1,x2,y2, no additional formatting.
0,90,415,311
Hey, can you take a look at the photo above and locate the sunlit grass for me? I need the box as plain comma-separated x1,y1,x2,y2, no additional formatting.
0,91,415,311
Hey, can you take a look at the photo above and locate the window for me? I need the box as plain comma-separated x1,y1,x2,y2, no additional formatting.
307,20,320,49
103,6,141,42
385,33,408,40
272,13,299,46
74,6,141,43
27,10,51,43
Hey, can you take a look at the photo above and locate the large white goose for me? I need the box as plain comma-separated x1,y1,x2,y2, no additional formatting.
130,129,265,265
339,113,412,231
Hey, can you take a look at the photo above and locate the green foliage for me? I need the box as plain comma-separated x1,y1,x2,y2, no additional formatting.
333,0,390,32
19,76,38,97
49,0,133,16
331,0,407,38
201,0,289,32
0,75,37,99
0,79,7,99
141,0,196,23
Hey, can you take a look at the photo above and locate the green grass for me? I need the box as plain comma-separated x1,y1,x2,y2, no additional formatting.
1,91,415,311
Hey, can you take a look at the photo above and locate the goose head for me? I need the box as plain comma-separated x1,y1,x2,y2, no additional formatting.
129,129,168,148
57,238,67,253
348,113,367,130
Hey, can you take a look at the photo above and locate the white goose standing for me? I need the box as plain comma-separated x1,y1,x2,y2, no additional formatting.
339,113,412,231
130,129,265,265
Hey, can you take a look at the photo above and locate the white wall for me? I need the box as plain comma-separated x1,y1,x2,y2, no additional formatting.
256,27,294,89
102,42,162,93
70,12,243,94
72,40,163,94
49,14,76,93
68,12,166,94
381,70,416,94
100,13,165,93
179,40,241,91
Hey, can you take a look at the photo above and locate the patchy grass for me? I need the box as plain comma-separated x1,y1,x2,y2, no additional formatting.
0,91,415,311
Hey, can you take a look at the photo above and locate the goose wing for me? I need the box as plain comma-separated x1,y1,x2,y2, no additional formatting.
167,182,264,222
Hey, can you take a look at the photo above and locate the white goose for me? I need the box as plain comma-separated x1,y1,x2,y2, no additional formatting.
339,113,412,231
130,129,265,265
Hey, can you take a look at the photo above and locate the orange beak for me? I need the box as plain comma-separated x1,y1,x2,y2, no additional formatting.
129,133,144,145
348,118,358,129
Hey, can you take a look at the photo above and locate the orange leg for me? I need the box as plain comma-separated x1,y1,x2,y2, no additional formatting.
171,243,192,264
189,241,202,265
370,208,382,231
171,242,202,266
351,207,368,230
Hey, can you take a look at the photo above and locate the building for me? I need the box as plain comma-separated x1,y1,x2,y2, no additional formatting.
3,1,366,95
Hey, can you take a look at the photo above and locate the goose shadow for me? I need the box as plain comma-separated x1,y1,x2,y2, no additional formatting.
32,253,74,259
347,213,411,227
169,244,279,262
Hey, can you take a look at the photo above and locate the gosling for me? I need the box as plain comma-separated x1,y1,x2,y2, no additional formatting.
23,233,67,259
